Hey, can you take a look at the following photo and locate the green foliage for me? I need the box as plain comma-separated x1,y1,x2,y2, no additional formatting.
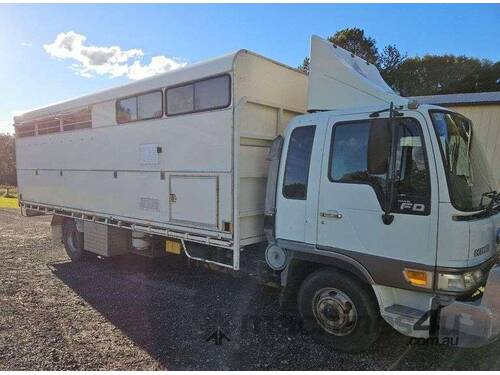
328,27,379,65
298,57,310,73
387,55,500,96
379,44,407,73
0,185,17,198
0,134,16,186
298,27,499,96
298,28,381,73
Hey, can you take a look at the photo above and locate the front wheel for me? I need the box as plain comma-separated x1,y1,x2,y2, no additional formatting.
62,219,86,261
297,268,382,352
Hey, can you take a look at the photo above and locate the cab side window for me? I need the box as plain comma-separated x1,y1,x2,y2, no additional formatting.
283,126,316,200
329,118,430,215
329,121,387,199
394,120,429,197
330,121,376,180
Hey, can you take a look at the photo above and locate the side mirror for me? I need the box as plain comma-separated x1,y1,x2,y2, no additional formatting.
367,118,391,175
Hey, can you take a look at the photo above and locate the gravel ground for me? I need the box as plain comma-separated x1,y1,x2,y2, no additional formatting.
1,207,499,370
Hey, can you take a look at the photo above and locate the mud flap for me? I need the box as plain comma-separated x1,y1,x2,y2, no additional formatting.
50,215,65,244
439,265,500,348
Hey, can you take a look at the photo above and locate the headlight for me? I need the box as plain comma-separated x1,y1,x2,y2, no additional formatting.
437,269,484,292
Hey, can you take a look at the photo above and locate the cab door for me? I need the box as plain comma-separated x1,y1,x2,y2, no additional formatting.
316,114,439,272
275,124,318,243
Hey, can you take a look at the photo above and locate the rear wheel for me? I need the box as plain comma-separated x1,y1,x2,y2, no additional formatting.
297,268,382,352
63,219,86,261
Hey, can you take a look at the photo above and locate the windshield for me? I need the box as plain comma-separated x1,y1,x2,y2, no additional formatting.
430,111,496,212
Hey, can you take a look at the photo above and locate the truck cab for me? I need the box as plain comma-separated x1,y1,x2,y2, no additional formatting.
264,36,500,351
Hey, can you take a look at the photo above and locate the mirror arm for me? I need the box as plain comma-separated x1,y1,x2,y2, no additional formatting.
382,102,397,225
370,105,404,118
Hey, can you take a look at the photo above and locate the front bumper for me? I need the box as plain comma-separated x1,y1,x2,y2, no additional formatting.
439,265,500,347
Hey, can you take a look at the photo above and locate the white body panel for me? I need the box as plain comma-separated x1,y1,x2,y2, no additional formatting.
16,110,234,231
15,50,308,265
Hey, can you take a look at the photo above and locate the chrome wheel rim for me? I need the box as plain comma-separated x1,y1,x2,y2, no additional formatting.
312,287,357,336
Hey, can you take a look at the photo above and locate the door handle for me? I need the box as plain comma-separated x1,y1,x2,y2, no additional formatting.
320,211,343,219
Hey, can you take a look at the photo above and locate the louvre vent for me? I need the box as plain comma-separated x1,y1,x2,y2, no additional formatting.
140,197,160,211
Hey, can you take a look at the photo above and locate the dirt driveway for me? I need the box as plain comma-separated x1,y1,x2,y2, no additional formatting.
1,207,499,370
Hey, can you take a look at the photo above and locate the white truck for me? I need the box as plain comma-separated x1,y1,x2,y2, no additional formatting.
14,36,500,352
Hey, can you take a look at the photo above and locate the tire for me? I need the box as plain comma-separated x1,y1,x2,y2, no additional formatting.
62,219,86,261
297,268,382,352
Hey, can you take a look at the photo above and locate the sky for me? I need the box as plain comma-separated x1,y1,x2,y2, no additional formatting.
1,3,499,134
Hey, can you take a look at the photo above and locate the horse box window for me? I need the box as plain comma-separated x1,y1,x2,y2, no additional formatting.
61,108,92,131
15,107,92,138
138,91,163,120
117,97,137,123
166,74,231,116
117,90,163,124
36,119,60,135
15,123,36,138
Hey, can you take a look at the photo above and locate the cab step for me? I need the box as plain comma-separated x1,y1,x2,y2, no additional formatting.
385,304,426,319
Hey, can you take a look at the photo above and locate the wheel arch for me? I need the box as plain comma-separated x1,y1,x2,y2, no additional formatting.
279,248,377,311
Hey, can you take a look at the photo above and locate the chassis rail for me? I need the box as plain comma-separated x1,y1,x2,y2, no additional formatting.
21,201,235,251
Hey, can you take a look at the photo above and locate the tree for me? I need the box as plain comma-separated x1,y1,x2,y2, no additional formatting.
379,44,407,73
0,133,17,186
475,61,500,92
297,27,499,96
379,44,408,94
298,57,310,73
298,27,404,74
386,55,500,96
328,28,379,65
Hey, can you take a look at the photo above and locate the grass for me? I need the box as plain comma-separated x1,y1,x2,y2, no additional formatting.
0,185,18,199
0,196,19,208
0,185,17,191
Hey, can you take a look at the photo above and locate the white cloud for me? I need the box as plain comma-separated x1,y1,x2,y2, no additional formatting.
21,42,32,47
44,31,186,80
128,55,187,80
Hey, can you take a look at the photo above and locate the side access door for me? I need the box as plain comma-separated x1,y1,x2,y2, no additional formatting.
316,113,439,289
